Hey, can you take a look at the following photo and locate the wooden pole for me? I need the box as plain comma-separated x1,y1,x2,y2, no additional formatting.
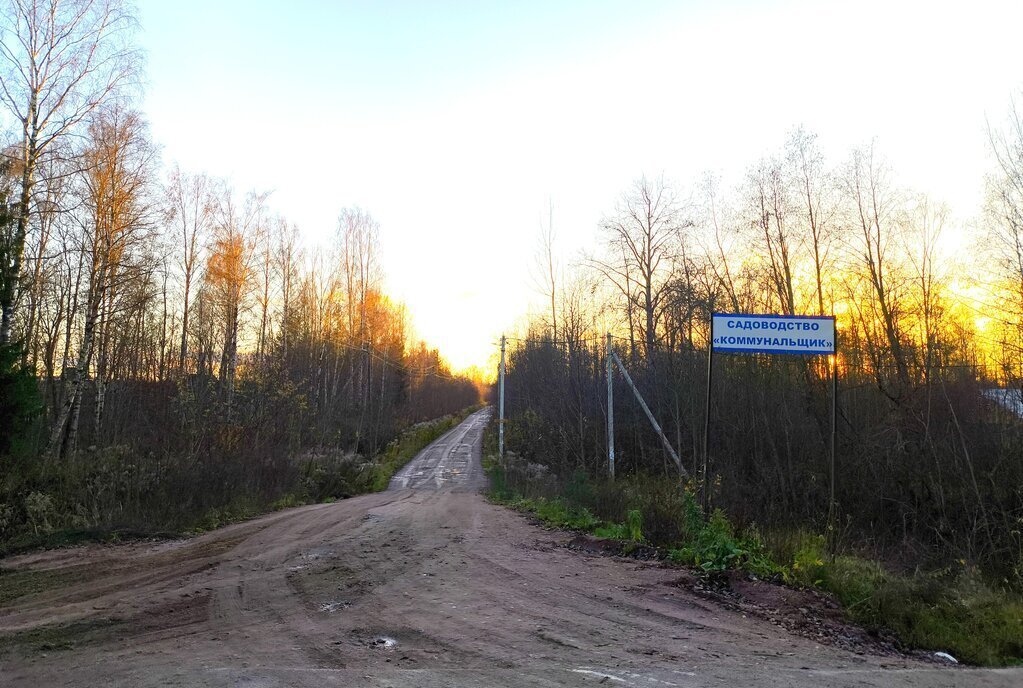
499,335,506,458
611,351,688,477
702,313,714,513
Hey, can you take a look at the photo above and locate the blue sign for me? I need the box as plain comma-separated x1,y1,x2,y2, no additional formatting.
712,313,835,355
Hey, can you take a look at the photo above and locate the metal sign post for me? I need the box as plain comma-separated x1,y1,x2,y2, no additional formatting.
702,313,838,519
828,327,839,550
499,334,506,459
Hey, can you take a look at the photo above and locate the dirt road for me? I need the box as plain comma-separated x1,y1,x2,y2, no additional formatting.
2,408,1019,686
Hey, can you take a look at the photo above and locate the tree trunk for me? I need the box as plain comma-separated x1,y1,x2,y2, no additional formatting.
1,132,36,345
48,272,103,459
94,376,106,442
179,278,191,371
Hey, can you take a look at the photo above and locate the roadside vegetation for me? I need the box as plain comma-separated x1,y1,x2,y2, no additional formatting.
0,408,475,556
484,427,1023,667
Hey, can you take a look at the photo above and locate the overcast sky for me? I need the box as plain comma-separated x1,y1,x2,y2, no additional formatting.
138,0,1023,371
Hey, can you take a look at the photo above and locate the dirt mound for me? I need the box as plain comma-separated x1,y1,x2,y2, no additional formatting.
563,533,925,662
683,569,916,659
565,533,660,560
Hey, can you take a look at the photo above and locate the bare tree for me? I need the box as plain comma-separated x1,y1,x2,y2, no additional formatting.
532,200,559,339
165,166,215,372
0,0,138,344
20,150,70,368
272,216,299,360
905,196,948,385
697,172,741,313
841,143,910,391
337,207,379,346
985,95,1023,364
592,175,690,360
786,126,833,316
744,157,797,315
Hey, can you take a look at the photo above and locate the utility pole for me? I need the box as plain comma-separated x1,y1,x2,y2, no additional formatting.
499,334,506,458
607,333,614,480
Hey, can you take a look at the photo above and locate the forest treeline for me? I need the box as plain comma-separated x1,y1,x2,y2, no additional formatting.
498,114,1023,585
0,0,479,541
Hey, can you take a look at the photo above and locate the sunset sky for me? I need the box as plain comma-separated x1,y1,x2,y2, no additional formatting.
138,0,1023,372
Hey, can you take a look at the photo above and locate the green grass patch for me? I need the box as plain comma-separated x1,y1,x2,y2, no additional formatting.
489,493,602,531
0,617,124,654
0,566,79,605
0,527,181,558
187,495,263,534
818,557,1023,666
760,529,1023,664
593,509,645,542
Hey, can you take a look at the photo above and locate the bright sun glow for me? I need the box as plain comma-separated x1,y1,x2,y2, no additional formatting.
132,0,1023,371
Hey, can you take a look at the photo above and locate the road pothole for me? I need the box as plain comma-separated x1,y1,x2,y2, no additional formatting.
319,600,351,613
370,636,397,649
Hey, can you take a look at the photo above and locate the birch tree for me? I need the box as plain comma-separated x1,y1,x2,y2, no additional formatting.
165,166,215,372
0,0,137,344
273,216,299,360
47,106,156,457
206,190,265,411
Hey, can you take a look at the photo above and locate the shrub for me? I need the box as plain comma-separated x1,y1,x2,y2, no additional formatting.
0,342,42,455
533,497,601,530
24,492,55,535
788,533,827,587
0,501,15,537
270,493,307,511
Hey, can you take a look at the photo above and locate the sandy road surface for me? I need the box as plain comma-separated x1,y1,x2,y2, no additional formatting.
1,408,1020,687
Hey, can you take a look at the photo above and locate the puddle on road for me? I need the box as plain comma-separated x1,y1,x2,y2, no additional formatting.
319,600,351,613
571,667,693,686
287,548,337,573
571,669,627,683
